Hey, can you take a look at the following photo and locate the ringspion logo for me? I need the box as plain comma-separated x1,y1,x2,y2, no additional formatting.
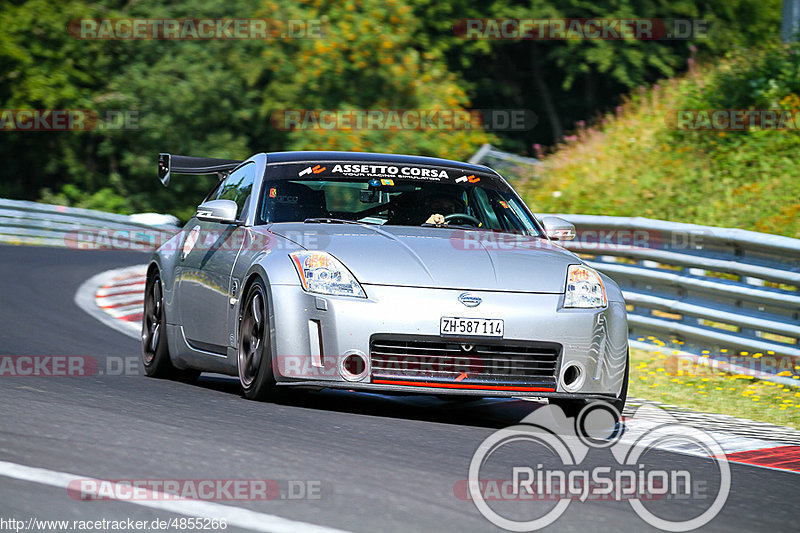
464,402,730,530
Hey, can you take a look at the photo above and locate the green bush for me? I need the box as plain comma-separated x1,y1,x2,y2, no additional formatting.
523,44,800,238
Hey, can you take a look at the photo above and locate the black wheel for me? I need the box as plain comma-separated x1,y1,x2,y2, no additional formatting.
142,271,200,383
238,279,280,401
551,352,629,421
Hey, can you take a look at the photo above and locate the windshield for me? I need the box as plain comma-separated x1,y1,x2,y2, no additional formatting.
259,162,541,235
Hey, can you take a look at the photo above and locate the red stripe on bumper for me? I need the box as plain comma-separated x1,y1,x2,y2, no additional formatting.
372,379,555,392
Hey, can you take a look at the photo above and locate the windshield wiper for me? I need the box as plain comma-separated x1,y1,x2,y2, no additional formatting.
303,217,375,225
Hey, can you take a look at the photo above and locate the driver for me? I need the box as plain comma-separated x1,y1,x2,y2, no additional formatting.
422,189,466,225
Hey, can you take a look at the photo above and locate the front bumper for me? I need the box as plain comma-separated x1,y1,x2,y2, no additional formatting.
266,283,628,396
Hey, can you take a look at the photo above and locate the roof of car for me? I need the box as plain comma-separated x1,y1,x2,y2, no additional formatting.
263,151,496,174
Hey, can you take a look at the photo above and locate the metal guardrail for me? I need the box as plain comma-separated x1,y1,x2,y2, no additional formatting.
2,197,798,383
551,214,800,385
469,143,540,184
0,198,178,249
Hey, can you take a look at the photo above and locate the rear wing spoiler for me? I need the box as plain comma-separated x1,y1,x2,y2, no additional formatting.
158,153,243,186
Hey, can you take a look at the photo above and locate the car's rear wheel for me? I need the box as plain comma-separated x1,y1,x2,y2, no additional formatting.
551,352,629,421
142,270,200,383
238,279,281,401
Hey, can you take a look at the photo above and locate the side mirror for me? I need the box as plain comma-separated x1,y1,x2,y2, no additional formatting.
541,216,576,241
195,199,238,224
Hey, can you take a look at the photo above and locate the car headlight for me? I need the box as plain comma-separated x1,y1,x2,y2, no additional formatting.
290,251,366,298
564,265,606,308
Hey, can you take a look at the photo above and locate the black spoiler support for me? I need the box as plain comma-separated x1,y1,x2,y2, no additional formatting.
158,153,243,186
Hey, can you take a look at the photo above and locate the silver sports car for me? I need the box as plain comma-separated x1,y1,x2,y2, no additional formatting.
143,151,628,415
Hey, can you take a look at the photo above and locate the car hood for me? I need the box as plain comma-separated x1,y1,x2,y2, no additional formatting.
266,223,579,293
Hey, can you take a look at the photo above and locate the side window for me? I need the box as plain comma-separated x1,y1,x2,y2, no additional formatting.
217,163,255,219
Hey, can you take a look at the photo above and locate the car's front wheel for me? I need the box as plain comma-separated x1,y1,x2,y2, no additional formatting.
141,270,200,383
238,278,280,401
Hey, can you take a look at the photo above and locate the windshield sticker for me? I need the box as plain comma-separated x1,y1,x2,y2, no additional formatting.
456,174,480,183
298,164,327,176
269,187,277,198
328,163,450,180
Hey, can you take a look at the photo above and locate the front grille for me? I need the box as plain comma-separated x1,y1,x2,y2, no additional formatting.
370,335,560,389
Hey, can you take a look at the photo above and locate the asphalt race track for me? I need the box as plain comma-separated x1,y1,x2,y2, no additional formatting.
1,244,798,532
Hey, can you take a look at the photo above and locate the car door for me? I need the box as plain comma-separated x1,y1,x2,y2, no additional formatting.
178,161,257,354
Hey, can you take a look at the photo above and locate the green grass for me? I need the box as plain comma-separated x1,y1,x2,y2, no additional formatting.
628,348,800,429
520,45,800,239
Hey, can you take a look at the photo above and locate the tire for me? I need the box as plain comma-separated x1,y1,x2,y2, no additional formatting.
551,352,629,421
141,270,200,383
238,278,280,401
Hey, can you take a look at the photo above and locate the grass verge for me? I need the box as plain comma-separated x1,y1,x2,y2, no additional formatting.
521,45,800,239
628,348,800,429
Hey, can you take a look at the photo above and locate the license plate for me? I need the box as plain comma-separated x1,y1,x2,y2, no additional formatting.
440,317,504,337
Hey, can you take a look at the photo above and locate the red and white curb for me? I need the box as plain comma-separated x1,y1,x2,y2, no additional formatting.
76,267,800,475
75,265,147,340
95,267,147,323
622,399,800,474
